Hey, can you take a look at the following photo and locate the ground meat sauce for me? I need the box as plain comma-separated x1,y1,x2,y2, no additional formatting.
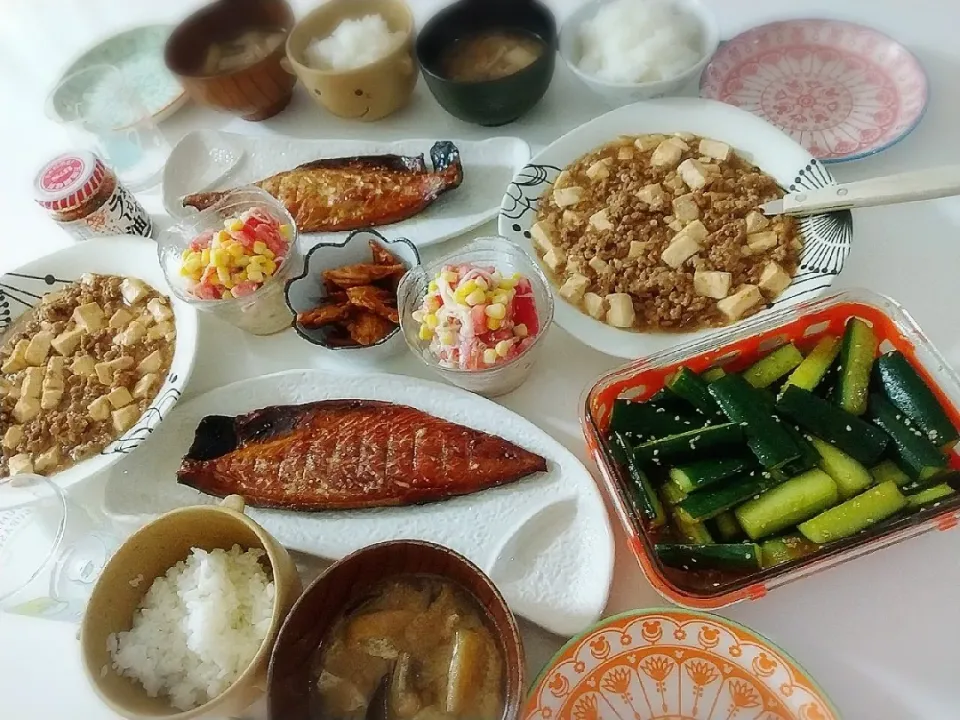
0,274,175,478
534,133,801,332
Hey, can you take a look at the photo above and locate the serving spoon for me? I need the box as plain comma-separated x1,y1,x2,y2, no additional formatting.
760,165,960,217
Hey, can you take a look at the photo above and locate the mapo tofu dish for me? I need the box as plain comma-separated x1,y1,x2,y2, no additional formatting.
533,133,801,332
314,575,504,720
0,274,175,478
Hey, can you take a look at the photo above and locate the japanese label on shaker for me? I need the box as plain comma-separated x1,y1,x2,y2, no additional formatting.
63,182,153,240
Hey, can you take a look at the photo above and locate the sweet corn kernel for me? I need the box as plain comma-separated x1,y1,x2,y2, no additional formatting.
489,271,502,286
428,280,439,293
487,317,502,331
514,323,529,338
235,255,251,268
208,271,222,286
180,265,194,277
200,248,211,265
411,310,425,323
182,256,202,274
453,280,478,304
253,241,268,255
438,329,457,345
424,296,440,313
210,248,228,267
491,291,511,305
483,348,498,365
499,276,519,289
279,224,293,240
419,325,434,341
485,303,506,320
441,270,458,283
232,270,247,284
495,339,514,357
217,267,234,288
423,313,439,329
222,288,235,298
181,248,193,261
248,268,264,283
465,289,486,306
227,242,245,258
216,230,230,245
225,218,244,232
474,277,488,291
262,258,277,275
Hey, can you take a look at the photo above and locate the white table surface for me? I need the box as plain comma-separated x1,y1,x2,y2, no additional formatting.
2,0,960,718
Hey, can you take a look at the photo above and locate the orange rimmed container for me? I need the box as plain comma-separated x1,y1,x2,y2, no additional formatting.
581,288,960,610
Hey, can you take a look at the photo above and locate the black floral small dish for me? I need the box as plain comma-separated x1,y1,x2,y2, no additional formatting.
417,0,557,127
284,229,420,363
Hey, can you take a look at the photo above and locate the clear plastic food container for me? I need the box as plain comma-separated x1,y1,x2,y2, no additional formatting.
158,187,301,336
397,236,554,397
581,288,960,609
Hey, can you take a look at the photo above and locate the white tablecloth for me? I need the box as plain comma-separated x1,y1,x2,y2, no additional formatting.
1,1,960,718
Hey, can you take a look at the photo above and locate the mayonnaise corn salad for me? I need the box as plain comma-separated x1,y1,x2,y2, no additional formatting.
412,263,541,370
180,208,292,301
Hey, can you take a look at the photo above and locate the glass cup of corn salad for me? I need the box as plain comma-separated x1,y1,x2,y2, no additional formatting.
398,236,554,397
158,187,301,335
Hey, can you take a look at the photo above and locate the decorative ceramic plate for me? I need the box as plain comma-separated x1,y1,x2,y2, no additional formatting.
163,131,532,248
700,19,928,162
50,25,186,124
524,608,839,720
101,369,615,636
498,97,853,360
0,237,198,492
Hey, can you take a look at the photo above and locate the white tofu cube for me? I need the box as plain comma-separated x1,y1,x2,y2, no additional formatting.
606,294,636,328
543,248,566,273
559,273,590,303
95,361,114,386
106,386,134,409
562,210,581,227
12,396,40,423
553,186,584,208
746,231,779,253
651,140,684,168
20,367,43,399
589,209,614,232
698,138,731,161
41,390,62,411
678,220,709,244
87,396,112,422
108,308,133,330
661,233,702,269
51,328,83,357
112,406,141,434
117,320,147,347
530,221,556,254
583,292,607,320
759,262,793,297
146,298,173,323
678,158,711,190
745,211,771,234
8,454,34,476
34,447,59,474
668,219,684,232
674,132,696,143
45,356,65,378
3,425,23,450
554,170,571,188
636,183,666,208
588,256,611,274
120,278,149,305
672,193,700,223
628,241,649,259
133,373,159,399
694,270,733,299
71,355,96,377
717,285,763,321
617,146,635,160
24,331,53,367
137,350,164,375
2,340,29,374
585,158,612,181
663,174,686,193
72,302,104,333
147,322,174,342
635,134,666,151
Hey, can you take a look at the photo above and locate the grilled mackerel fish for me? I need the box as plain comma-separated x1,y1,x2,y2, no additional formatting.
182,141,463,233
177,399,547,510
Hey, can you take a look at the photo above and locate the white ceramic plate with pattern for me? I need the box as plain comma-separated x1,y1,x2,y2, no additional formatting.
100,369,615,636
498,98,853,360
0,237,198,493
163,131,532,248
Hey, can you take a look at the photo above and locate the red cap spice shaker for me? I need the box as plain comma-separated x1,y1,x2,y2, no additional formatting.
33,151,153,241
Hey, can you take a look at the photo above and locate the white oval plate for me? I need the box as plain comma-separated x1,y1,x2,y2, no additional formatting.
101,369,614,636
0,237,198,492
164,131,532,248
498,97,854,359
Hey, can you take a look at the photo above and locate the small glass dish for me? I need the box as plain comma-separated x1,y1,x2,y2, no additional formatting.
158,187,301,336
398,236,554,397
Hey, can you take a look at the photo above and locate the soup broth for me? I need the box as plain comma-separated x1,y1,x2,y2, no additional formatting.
314,575,504,720
201,28,286,74
440,29,544,83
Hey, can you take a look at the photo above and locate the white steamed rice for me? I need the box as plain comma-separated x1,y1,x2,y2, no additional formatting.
107,545,276,711
576,0,703,84
304,14,403,71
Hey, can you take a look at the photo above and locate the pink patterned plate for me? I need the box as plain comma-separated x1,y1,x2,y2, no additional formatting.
700,19,928,162
523,608,839,720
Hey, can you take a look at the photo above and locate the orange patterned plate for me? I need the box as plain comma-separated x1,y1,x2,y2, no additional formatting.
523,609,838,720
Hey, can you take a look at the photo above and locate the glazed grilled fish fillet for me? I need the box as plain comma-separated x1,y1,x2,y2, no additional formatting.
181,141,463,233
177,400,547,511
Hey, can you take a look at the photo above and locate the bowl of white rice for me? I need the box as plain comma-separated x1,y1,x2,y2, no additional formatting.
80,495,302,720
558,0,719,106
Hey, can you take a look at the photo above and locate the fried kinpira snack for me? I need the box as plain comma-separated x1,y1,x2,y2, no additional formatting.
297,240,405,345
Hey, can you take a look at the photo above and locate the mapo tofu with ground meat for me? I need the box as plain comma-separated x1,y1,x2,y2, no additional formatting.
0,274,175,478
533,133,801,332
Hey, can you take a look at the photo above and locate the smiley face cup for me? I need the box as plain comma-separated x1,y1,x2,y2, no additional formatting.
286,0,418,122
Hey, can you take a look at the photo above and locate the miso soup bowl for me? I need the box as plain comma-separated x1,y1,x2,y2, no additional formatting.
80,496,302,720
267,540,525,720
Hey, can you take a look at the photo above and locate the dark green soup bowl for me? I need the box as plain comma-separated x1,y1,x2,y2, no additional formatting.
416,0,557,127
